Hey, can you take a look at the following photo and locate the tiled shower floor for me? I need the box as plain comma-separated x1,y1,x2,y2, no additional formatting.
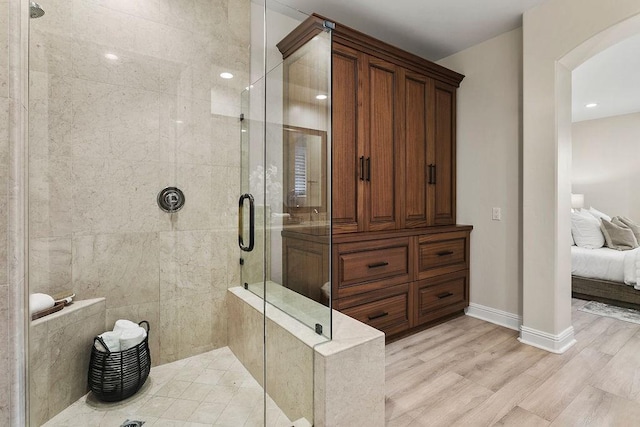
43,347,293,427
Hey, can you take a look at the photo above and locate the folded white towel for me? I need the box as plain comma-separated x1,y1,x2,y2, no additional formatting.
95,331,122,353
119,326,146,351
29,293,55,315
113,319,139,335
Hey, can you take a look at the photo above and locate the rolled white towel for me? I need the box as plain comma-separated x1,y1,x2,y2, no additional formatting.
29,293,55,315
95,331,122,353
119,326,146,351
113,319,139,335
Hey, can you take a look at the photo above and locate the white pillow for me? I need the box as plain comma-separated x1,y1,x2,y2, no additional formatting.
571,210,605,249
588,206,611,222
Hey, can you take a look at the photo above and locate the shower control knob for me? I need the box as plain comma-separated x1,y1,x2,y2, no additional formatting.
157,187,185,213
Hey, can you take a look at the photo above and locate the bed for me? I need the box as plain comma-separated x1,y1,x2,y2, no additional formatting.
571,246,640,309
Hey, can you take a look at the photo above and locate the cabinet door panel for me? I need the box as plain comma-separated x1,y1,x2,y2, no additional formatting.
366,56,399,231
430,81,456,225
332,44,362,233
403,72,431,228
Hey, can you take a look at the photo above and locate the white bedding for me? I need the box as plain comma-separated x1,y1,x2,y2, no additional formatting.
571,246,640,288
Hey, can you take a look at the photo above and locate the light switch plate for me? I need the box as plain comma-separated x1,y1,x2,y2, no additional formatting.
492,207,502,221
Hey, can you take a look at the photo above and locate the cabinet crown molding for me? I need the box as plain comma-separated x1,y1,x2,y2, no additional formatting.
277,13,465,87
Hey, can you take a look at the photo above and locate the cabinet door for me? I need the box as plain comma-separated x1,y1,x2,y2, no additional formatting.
332,43,363,233
363,55,401,231
401,71,432,228
428,81,457,225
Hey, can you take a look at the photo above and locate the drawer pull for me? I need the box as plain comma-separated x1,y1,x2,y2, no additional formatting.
437,250,454,257
437,292,454,299
368,311,389,320
368,261,389,269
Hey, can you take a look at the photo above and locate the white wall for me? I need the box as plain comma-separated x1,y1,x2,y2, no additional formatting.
572,112,640,220
438,28,523,320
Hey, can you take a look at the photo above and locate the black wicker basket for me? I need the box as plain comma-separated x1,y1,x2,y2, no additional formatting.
88,320,151,402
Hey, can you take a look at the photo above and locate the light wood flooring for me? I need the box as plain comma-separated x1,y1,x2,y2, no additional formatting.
385,298,640,426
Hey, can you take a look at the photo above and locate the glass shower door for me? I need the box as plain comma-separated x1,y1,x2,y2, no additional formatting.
239,2,333,424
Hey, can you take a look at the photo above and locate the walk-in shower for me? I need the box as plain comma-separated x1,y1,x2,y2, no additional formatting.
25,0,332,425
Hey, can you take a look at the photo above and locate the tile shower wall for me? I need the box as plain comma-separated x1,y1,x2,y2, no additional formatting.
1,0,10,418
28,0,249,365
2,0,26,423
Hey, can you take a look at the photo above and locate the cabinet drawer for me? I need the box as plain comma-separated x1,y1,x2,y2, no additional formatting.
417,231,469,279
336,237,411,297
341,290,410,336
414,270,468,326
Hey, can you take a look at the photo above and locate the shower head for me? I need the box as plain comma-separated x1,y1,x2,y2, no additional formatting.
30,2,45,19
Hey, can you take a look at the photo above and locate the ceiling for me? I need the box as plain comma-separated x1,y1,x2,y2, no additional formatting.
273,0,546,60
572,33,640,122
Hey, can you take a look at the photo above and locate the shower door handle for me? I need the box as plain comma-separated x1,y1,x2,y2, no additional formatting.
238,193,255,252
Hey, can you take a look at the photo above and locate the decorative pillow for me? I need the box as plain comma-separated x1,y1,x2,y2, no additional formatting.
588,206,611,222
571,210,605,249
617,216,640,243
600,218,639,250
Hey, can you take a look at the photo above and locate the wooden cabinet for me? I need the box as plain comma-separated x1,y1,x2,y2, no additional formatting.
335,237,412,298
414,270,468,326
282,230,330,305
330,45,458,233
416,230,469,280
331,45,401,233
278,15,470,340
331,43,360,234
431,81,457,226
341,284,411,337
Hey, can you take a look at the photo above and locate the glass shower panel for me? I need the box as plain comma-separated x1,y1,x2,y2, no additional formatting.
264,29,333,338
240,78,267,293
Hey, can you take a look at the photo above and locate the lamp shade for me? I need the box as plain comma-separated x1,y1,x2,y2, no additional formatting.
571,193,584,209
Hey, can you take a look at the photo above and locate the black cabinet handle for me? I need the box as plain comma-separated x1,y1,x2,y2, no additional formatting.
368,311,389,320
437,250,454,257
366,157,371,181
359,156,365,181
427,164,434,184
368,261,389,268
437,292,453,299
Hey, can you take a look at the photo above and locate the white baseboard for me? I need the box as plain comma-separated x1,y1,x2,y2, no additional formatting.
518,325,576,354
464,303,522,331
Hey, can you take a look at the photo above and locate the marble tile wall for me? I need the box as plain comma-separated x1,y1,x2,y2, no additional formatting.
228,287,387,426
3,0,28,424
29,299,106,426
0,1,9,416
27,0,249,378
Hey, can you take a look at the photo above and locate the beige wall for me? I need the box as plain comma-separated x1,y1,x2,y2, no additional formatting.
27,0,249,365
522,0,640,344
572,112,640,220
438,28,523,319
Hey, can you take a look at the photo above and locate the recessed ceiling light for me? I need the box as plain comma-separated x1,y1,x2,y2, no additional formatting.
585,103,598,108
104,53,119,60
220,72,234,79
316,94,328,100
241,129,247,133
175,120,184,124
